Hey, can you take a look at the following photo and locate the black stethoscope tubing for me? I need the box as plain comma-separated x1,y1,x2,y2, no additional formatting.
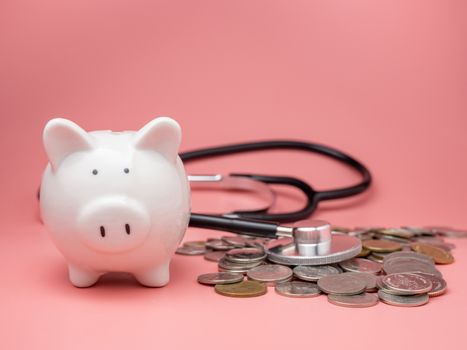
181,140,372,239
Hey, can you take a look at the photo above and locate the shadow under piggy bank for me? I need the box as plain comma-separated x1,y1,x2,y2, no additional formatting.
42,256,192,302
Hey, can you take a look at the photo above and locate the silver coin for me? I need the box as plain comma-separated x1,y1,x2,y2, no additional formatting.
424,226,467,238
376,276,402,295
384,262,442,278
359,233,377,241
383,255,435,267
413,273,447,297
382,273,432,295
197,272,244,285
317,274,366,295
348,229,371,237
383,257,441,277
423,225,453,232
402,226,434,235
246,238,271,248
218,257,262,271
218,266,249,274
374,234,411,244
205,239,236,251
412,235,446,243
383,251,434,264
378,290,429,307
344,272,378,291
275,281,321,298
327,293,379,308
339,258,381,274
221,236,247,248
204,251,226,262
376,228,414,239
225,248,266,263
436,228,467,238
348,230,375,241
238,234,258,240
247,265,293,286
331,264,344,273
175,246,207,255
293,265,340,282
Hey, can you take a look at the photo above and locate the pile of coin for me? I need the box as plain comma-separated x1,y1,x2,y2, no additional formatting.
176,225,463,307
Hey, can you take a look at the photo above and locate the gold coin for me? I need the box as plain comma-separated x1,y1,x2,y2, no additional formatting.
332,226,351,233
411,243,454,264
214,280,267,297
357,248,371,257
362,239,401,253
376,228,414,239
183,241,206,248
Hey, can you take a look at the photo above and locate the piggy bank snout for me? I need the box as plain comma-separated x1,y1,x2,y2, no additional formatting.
77,197,150,254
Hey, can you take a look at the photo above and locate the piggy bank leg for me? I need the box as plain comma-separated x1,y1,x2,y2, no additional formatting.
68,264,101,287
134,262,170,287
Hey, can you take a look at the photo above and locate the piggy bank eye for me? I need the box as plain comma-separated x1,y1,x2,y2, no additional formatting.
92,169,98,175
123,168,130,174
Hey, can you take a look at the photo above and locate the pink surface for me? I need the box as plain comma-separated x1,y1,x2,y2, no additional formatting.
1,1,466,349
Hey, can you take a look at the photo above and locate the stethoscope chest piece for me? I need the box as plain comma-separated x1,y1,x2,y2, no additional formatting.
265,220,362,265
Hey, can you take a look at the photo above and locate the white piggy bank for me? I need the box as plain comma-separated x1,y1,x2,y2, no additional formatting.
40,117,191,287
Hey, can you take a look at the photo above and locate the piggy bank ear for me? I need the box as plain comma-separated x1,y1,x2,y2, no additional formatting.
133,117,181,163
43,118,94,171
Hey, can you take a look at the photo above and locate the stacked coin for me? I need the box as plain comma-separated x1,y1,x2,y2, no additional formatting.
247,265,293,286
376,273,435,306
218,247,268,274
304,258,380,307
178,224,461,303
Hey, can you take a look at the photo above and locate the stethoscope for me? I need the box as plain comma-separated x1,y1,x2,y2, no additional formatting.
180,140,372,265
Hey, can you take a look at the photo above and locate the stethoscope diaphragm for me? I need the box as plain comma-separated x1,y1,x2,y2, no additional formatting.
265,220,362,265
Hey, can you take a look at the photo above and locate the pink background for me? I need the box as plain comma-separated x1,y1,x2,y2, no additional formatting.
1,0,466,349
